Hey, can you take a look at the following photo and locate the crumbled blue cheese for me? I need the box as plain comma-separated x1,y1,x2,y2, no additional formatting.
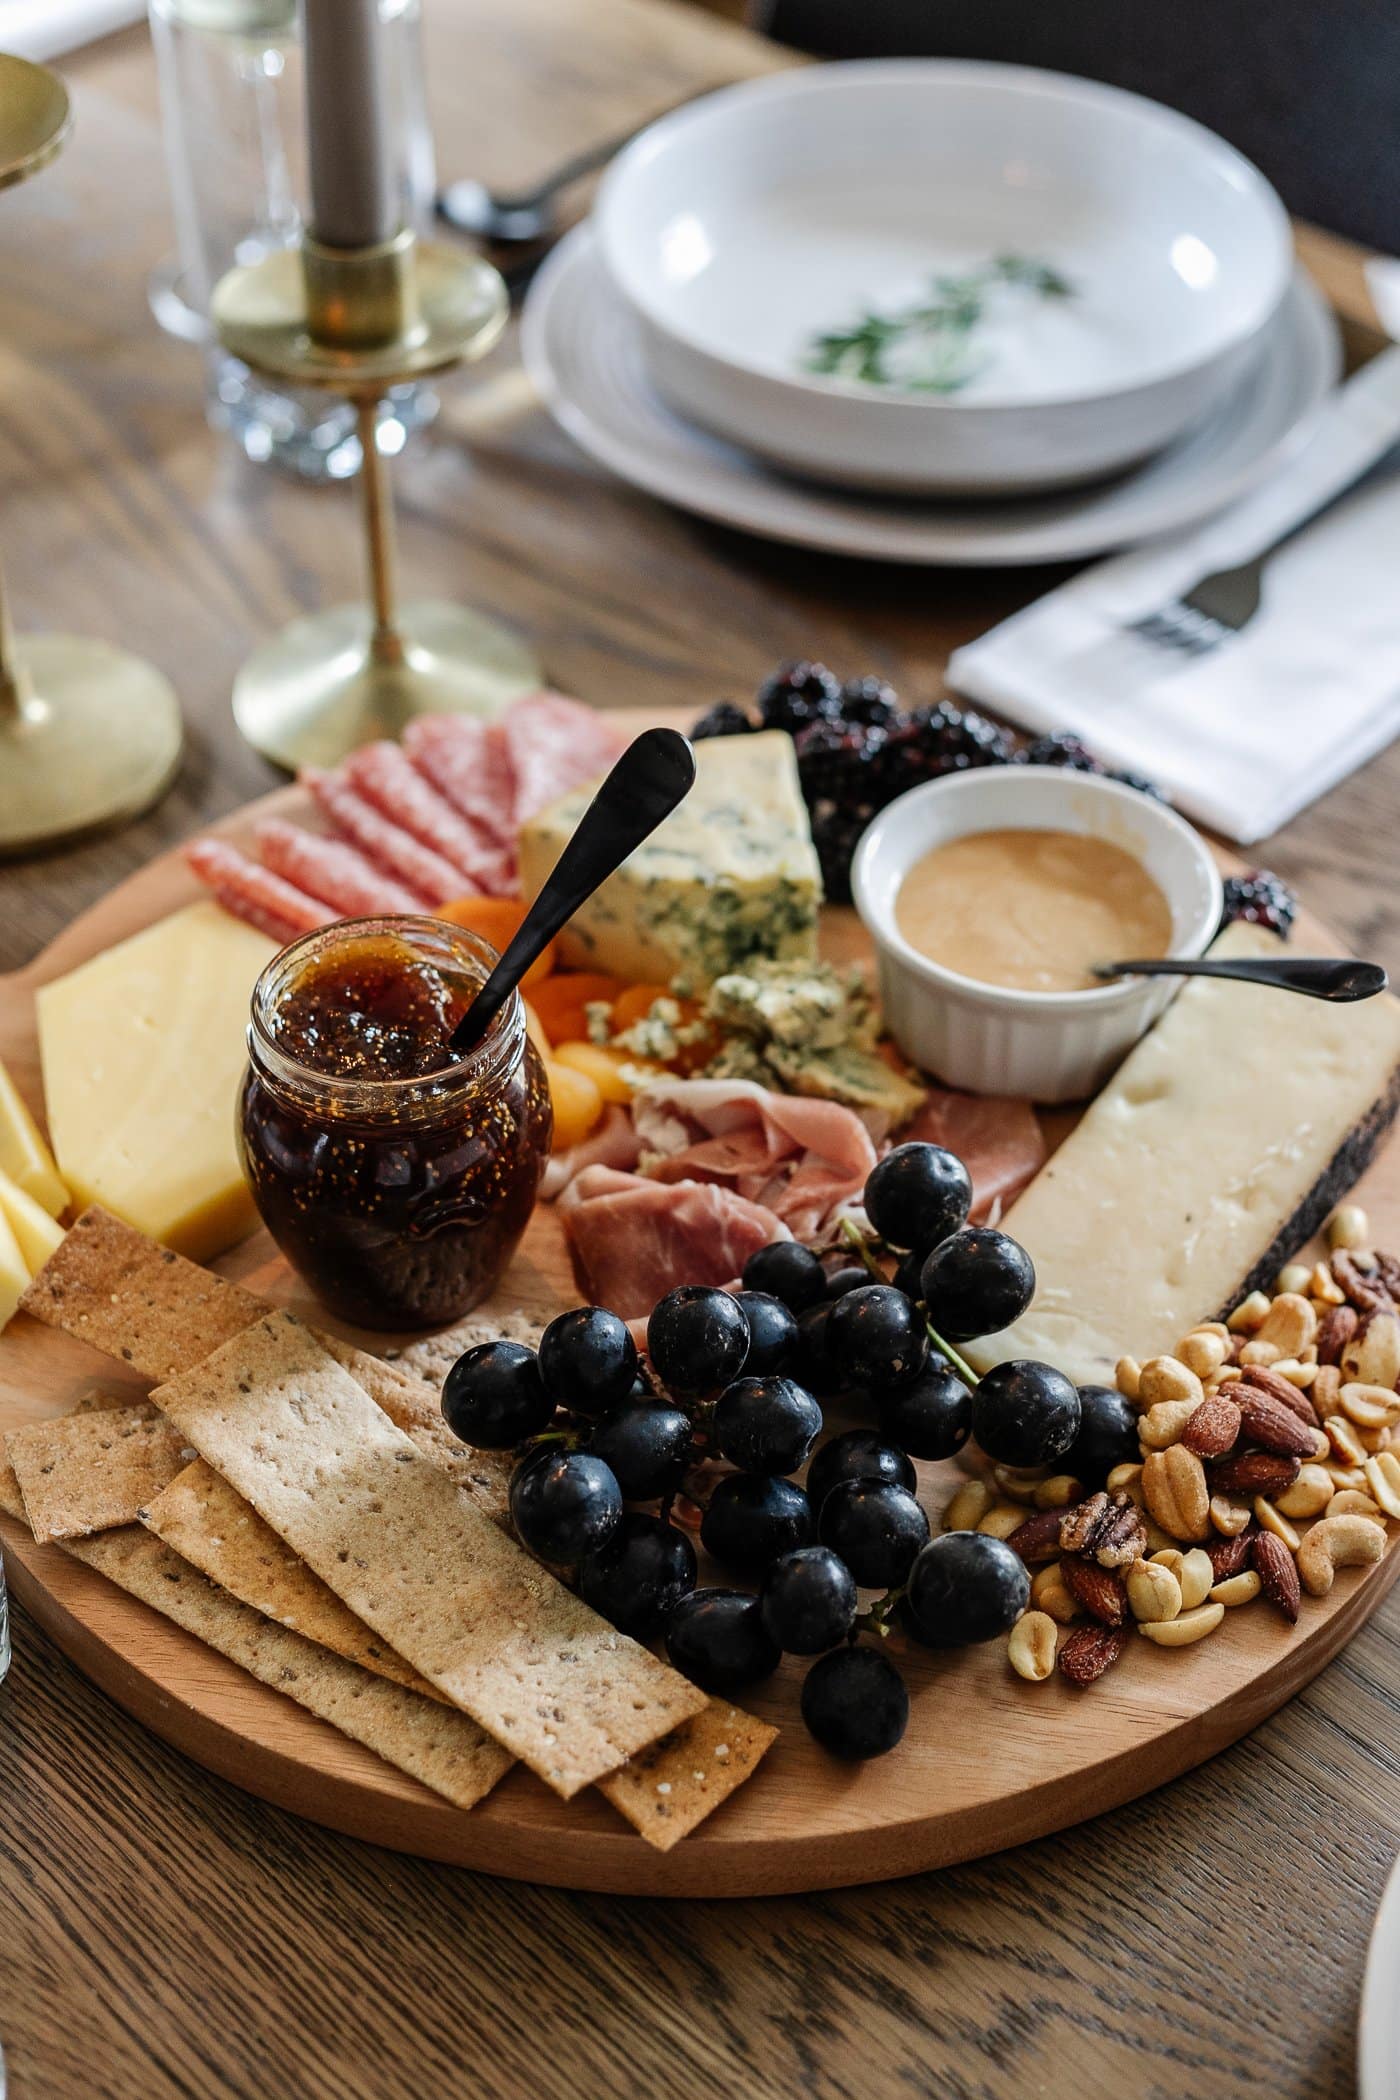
700,958,924,1125
518,732,821,988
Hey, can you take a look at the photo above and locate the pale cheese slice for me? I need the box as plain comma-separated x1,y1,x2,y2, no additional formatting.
0,1055,67,1216
0,1167,64,1273
37,902,275,1263
0,1200,29,1333
966,924,1400,1387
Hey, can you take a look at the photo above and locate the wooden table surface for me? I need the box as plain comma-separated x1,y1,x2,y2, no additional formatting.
0,4,1396,2095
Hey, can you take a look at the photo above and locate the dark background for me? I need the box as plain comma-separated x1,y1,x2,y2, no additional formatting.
760,0,1400,253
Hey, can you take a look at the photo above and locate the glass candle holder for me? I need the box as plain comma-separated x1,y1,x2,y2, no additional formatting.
149,0,440,480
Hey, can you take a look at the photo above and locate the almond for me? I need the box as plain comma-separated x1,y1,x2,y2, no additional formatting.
1181,1391,1242,1458
1204,1529,1254,1582
1060,1554,1129,1627
1208,1450,1302,1498
1057,1621,1131,1686
1238,1362,1321,1428
1005,1507,1065,1564
1316,1303,1359,1367
1236,1388,1324,1459
1250,1529,1301,1623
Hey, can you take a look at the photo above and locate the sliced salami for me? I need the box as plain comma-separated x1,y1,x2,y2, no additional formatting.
255,817,429,918
184,838,333,945
344,741,514,894
502,692,627,826
402,716,517,854
300,768,463,904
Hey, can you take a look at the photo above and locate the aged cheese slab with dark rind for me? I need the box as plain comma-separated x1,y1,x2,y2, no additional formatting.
966,925,1400,1386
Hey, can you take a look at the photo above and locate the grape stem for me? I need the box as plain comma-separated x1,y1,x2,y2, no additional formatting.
838,1216,981,1387
853,1585,905,1640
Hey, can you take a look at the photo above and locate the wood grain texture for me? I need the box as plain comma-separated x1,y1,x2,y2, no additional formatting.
0,0,1396,2093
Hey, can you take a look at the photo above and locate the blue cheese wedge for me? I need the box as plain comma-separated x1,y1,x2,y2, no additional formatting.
519,731,821,988
965,923,1400,1387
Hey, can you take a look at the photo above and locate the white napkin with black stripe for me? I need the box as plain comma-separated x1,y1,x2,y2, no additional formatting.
948,346,1400,843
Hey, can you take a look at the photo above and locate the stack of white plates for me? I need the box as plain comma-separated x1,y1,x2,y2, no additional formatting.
522,62,1342,566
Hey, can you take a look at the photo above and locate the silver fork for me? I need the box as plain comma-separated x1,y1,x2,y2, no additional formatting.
1129,448,1398,659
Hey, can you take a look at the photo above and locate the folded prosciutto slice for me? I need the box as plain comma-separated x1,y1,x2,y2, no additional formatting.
559,1165,786,1320
539,1103,641,1201
899,1088,1045,1223
630,1078,877,1244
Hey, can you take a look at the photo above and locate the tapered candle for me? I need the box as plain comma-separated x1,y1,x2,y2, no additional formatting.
301,0,398,250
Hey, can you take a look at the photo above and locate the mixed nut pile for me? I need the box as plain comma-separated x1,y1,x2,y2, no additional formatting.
953,1205,1400,1687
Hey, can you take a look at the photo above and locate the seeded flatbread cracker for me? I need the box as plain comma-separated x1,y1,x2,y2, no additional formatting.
140,1458,446,1701
389,1308,544,1389
153,1313,707,1797
21,1208,512,1524
0,1451,23,1521
597,1702,779,1850
6,1403,189,1543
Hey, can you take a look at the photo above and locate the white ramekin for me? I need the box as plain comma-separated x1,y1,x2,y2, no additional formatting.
851,767,1223,1103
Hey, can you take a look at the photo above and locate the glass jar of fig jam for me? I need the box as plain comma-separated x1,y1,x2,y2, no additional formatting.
239,917,552,1330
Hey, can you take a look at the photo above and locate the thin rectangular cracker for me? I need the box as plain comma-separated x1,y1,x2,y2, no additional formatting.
139,1458,445,1702
153,1312,707,1797
597,1701,779,1850
20,1208,512,1522
0,1466,508,1812
6,1403,189,1543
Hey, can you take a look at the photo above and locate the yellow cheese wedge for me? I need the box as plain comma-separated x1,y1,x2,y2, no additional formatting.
0,1200,28,1333
37,901,276,1263
0,1054,67,1216
0,1167,64,1273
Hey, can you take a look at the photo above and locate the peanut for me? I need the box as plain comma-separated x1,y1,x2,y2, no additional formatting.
991,1466,1043,1505
1325,1415,1369,1467
1030,1562,1081,1624
1325,1490,1385,1522
1239,1338,1282,1368
1150,1548,1184,1576
1342,1312,1400,1392
1141,1445,1211,1543
1276,1263,1313,1296
1296,1513,1386,1596
978,1503,1027,1541
1138,1357,1204,1410
1177,1329,1229,1379
1364,1450,1400,1520
1253,1497,1301,1552
1255,1292,1318,1359
1310,1262,1346,1307
1139,1397,1200,1451
1007,1611,1058,1683
1340,1382,1400,1432
1032,1474,1084,1511
1228,1291,1272,1334
1138,1601,1226,1646
1211,1569,1262,1607
1141,1516,1178,1555
1272,1359,1317,1389
1312,1364,1342,1413
1327,1204,1370,1251
1209,1493,1252,1537
1126,1558,1182,1623
1176,1548,1215,1610
1324,1461,1368,1493
1115,1355,1142,1403
944,1478,992,1532
1106,1462,1146,1503
1275,1464,1334,1520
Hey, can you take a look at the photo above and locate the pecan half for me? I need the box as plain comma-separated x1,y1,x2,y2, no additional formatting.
1204,1529,1255,1581
1058,1492,1108,1556
1251,1530,1302,1623
1376,1251,1400,1304
1005,1508,1065,1564
1181,1391,1242,1458
1090,1497,1148,1569
1316,1303,1360,1368
1236,1388,1323,1459
1332,1251,1392,1316
1061,1554,1129,1626
1208,1450,1302,1497
1238,1362,1320,1428
1058,1621,1132,1686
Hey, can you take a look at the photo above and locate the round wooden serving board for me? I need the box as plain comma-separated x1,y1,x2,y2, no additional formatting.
1,725,1397,1897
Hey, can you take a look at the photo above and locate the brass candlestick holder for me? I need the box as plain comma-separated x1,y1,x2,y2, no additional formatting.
0,53,183,857
212,229,540,771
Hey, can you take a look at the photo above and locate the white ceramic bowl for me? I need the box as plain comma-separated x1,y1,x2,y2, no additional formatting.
594,62,1293,495
851,769,1223,1103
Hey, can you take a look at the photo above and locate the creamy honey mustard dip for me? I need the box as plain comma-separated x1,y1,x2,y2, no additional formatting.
895,827,1172,994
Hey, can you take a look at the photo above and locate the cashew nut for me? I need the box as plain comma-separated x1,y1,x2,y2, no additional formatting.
1297,1513,1386,1596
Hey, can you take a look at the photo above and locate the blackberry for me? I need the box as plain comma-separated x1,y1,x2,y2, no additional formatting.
756,660,844,733
878,702,1013,798
839,675,902,730
1021,730,1103,773
810,806,875,904
1220,869,1297,940
691,700,754,741
794,717,887,806
1108,768,1167,801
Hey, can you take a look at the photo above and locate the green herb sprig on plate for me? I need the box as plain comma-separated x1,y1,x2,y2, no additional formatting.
804,254,1074,395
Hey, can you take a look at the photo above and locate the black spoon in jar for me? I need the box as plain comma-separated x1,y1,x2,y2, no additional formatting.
447,726,697,1057
1092,954,1388,1001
